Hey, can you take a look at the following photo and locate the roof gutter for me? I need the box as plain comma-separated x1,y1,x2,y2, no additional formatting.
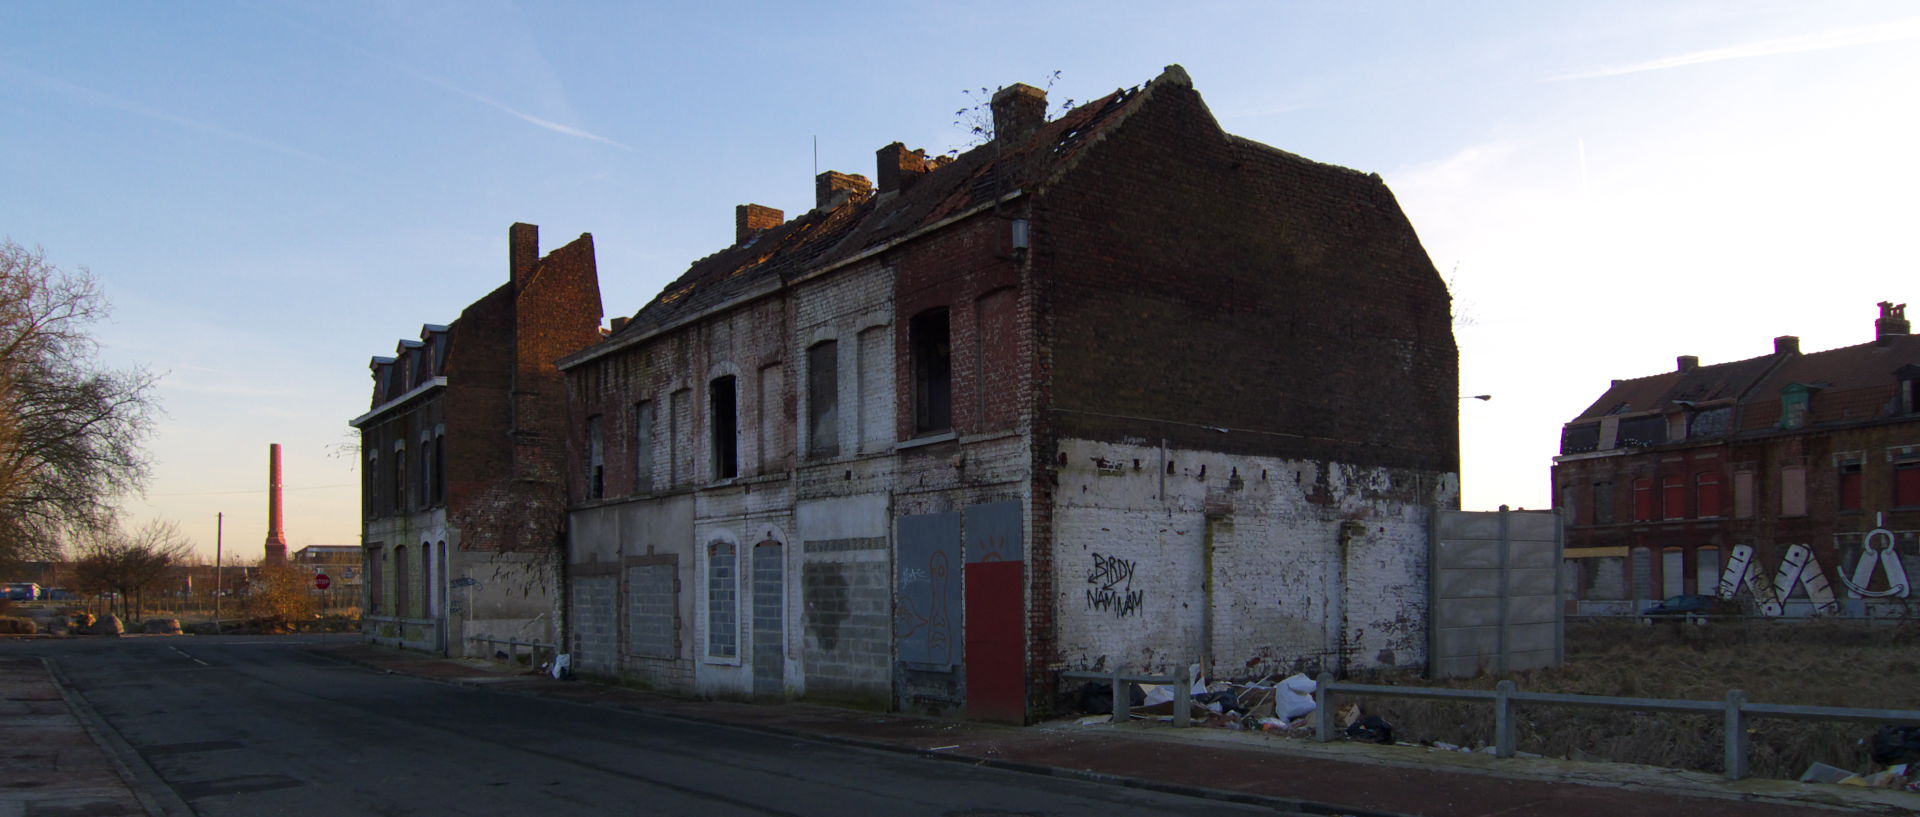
348,376,448,428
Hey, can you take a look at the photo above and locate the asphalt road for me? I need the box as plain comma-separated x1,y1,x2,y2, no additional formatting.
6,636,1279,817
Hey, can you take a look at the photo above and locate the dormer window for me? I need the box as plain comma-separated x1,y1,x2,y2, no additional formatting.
1895,364,1920,414
1779,383,1818,430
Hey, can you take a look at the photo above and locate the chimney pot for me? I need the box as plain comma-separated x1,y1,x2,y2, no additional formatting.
1877,301,1910,344
815,171,873,210
1775,335,1800,355
735,204,783,244
509,222,539,293
875,143,930,194
991,83,1048,141
1677,355,1699,372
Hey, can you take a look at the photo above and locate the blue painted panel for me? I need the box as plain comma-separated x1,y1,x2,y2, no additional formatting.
964,501,1024,563
896,512,962,668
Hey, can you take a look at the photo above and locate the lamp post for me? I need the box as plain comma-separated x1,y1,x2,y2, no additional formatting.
1462,394,1492,401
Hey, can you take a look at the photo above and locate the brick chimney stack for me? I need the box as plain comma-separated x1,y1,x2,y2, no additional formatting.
875,143,930,194
815,171,873,209
735,204,784,244
509,222,539,294
264,443,288,567
1775,335,1800,355
991,83,1047,141
1677,355,1699,372
1877,301,1909,345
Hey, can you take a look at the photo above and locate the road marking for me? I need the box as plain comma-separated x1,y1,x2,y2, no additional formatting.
168,646,210,666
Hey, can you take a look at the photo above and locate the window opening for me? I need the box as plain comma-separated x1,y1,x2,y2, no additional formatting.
910,309,952,434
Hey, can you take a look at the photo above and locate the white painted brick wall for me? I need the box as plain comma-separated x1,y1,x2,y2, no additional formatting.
1052,438,1458,680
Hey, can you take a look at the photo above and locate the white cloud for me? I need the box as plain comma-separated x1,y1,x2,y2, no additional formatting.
1547,17,1920,81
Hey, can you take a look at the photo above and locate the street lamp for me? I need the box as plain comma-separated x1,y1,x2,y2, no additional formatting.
1462,394,1492,401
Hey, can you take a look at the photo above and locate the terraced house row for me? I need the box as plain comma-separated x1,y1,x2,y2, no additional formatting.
353,66,1461,721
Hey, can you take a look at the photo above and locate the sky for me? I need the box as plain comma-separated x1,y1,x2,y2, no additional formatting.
3,1,1917,561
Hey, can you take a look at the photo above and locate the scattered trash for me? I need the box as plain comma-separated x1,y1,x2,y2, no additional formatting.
1076,715,1108,726
1076,680,1144,715
1800,761,1854,784
1345,715,1393,744
1193,690,1243,714
1870,725,1920,766
1273,673,1318,720
1338,703,1362,729
544,653,572,680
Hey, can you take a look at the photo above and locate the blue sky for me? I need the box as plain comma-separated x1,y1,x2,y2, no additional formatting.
4,2,1917,559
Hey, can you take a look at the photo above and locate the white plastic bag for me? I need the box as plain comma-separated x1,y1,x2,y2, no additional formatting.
1275,673,1318,719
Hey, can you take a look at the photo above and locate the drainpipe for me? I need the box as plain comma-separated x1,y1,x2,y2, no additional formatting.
1331,520,1367,676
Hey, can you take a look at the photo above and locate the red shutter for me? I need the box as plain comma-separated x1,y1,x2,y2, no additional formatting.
1634,478,1654,521
1696,473,1723,518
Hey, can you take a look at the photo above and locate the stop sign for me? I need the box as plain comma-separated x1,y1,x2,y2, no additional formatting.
314,573,331,590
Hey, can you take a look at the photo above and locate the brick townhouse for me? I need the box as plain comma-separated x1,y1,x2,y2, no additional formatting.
1553,302,1920,616
558,65,1459,721
352,225,603,655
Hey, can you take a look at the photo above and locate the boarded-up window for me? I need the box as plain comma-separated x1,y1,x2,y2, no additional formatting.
1633,478,1653,521
1697,546,1721,598
1662,476,1685,520
1631,547,1652,599
392,442,407,512
758,364,785,474
975,288,1017,430
670,389,692,486
1734,471,1755,518
1592,481,1613,524
707,542,738,659
710,376,738,480
432,432,445,505
365,543,384,614
1839,462,1864,510
807,341,839,458
1781,466,1807,517
1897,460,1920,506
857,326,889,452
1696,472,1722,518
1662,548,1685,597
1558,482,1578,525
627,560,677,659
633,401,655,494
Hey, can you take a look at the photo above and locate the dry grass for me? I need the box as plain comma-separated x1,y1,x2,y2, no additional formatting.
1341,619,1920,779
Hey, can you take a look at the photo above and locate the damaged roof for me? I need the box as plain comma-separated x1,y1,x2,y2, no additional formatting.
566,67,1188,367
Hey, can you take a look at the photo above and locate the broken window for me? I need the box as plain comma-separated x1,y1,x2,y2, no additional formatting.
1838,461,1863,511
910,308,952,434
710,375,738,480
418,435,433,507
634,401,655,494
808,341,839,458
586,414,605,500
1591,481,1614,525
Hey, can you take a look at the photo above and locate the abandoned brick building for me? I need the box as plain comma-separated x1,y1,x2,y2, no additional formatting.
557,65,1459,721
352,224,603,655
1553,302,1920,616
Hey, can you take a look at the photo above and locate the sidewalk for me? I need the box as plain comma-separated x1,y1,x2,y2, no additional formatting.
318,644,1920,817
0,657,150,817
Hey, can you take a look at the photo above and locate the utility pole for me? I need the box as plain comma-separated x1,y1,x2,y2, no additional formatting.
214,512,223,627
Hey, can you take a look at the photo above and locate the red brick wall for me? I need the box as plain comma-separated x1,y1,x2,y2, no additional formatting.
892,217,1023,441
1032,79,1458,472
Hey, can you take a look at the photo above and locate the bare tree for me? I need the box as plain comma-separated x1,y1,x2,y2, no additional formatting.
71,519,193,620
0,240,157,564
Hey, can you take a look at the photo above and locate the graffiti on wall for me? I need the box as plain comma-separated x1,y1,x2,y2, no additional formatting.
1838,528,1911,599
1085,552,1143,618
1718,543,1839,615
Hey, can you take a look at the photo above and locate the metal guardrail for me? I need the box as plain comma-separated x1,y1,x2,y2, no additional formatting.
1061,665,1196,728
1312,671,1920,780
469,636,557,668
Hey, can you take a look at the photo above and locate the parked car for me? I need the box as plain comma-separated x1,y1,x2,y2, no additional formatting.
1642,594,1717,617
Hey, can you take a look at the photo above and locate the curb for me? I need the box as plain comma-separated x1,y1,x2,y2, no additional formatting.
315,648,1407,817
42,657,198,817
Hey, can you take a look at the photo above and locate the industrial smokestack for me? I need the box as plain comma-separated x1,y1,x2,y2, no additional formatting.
264,443,288,566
